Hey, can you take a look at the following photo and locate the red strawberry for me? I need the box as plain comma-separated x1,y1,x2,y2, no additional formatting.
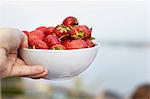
70,25,91,39
85,39,94,48
45,35,62,48
54,24,71,38
65,39,88,49
36,26,47,33
45,27,55,36
33,40,48,49
63,16,78,27
51,44,66,50
63,39,71,47
28,30,45,46
22,31,29,37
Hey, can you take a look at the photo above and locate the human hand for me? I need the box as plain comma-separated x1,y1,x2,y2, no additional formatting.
0,28,48,79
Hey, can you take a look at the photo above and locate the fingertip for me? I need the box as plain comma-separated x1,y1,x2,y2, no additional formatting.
44,68,48,75
28,68,48,79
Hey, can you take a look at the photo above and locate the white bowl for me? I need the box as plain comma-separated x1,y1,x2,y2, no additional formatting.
19,43,100,80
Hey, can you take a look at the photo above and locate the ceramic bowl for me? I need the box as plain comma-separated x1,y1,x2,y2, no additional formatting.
19,42,100,80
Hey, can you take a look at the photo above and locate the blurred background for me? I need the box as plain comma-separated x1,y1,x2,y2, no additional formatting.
0,0,149,99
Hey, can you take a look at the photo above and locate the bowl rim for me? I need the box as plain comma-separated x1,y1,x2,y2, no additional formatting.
20,42,100,52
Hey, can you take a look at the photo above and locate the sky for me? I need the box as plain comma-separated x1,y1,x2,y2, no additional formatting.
0,0,148,43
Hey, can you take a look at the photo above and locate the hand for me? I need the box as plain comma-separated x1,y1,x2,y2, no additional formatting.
0,28,48,79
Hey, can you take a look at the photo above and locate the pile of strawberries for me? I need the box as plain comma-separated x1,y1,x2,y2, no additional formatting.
23,16,95,50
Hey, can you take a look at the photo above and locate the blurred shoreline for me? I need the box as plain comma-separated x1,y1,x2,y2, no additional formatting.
98,40,150,48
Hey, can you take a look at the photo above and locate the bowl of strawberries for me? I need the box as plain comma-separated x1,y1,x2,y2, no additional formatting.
20,16,100,80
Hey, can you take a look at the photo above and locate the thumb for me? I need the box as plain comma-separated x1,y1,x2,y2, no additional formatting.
9,65,46,77
20,32,29,48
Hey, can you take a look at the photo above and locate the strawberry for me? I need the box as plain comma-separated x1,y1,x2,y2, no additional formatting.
22,31,29,37
45,35,62,48
70,25,91,39
22,17,95,50
28,30,45,46
45,27,55,36
36,26,47,33
63,16,78,27
33,40,48,49
65,39,88,49
63,39,71,47
54,24,71,38
51,44,66,50
85,39,94,48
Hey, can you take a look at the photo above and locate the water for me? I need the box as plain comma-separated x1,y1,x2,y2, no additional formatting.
80,44,149,96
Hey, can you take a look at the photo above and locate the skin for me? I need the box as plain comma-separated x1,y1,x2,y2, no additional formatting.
0,28,48,79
